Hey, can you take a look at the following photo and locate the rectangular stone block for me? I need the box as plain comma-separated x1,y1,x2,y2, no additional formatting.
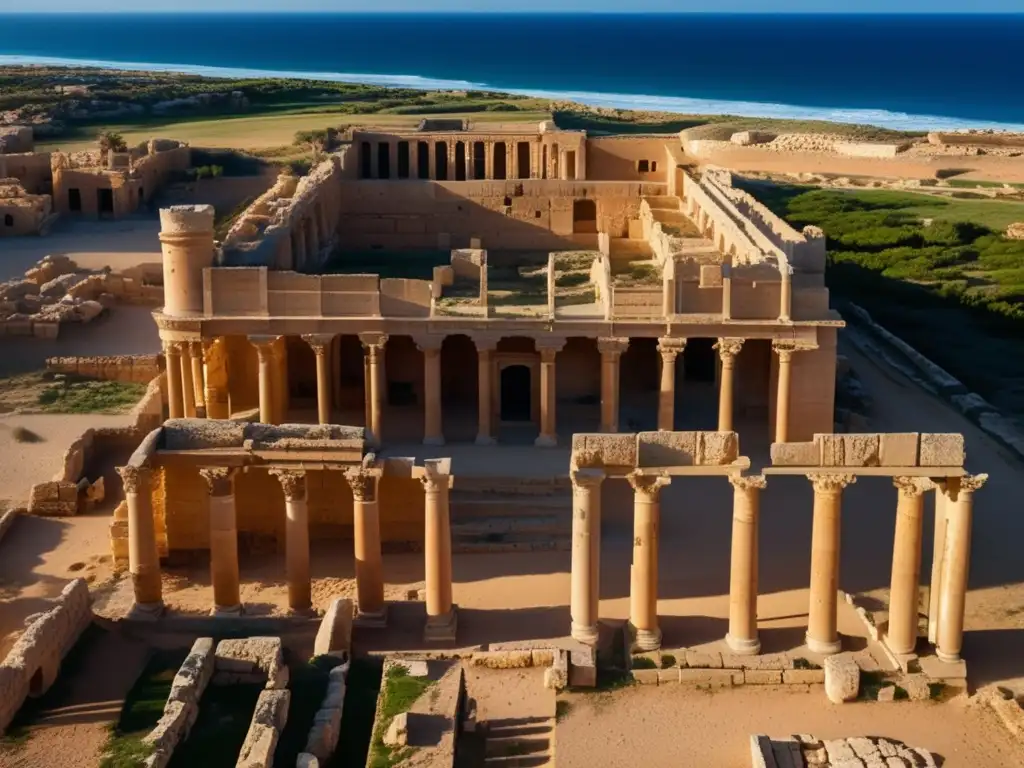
782,669,826,684
698,431,739,465
817,434,844,466
585,433,637,468
841,433,881,467
57,483,79,503
658,667,679,684
632,668,660,685
919,433,965,467
744,669,783,685
568,648,596,688
770,441,819,466
683,650,723,669
637,431,697,467
879,433,919,466
678,668,740,687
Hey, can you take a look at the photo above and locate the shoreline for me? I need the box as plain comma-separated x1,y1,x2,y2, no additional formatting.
3,55,1024,134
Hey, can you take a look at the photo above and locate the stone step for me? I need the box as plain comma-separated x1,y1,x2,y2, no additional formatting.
486,735,552,759
643,195,682,210
452,513,569,539
651,208,688,223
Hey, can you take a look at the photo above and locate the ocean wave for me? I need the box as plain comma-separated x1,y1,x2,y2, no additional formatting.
3,53,1023,133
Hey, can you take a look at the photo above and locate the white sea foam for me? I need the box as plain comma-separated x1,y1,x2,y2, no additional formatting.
3,54,1023,133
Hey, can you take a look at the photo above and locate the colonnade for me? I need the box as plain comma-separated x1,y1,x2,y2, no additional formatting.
568,467,982,663
118,460,457,637
163,332,811,447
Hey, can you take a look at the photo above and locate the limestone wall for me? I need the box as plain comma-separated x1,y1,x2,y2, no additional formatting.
0,180,54,236
205,268,383,318
770,431,965,469
143,638,215,768
585,136,671,182
928,131,1024,148
46,354,162,384
0,152,52,194
0,579,92,734
834,141,910,158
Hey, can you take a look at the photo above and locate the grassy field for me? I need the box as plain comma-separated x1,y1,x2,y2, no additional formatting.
36,109,553,152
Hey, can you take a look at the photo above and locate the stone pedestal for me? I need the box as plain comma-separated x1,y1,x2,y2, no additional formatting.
937,474,986,662
886,477,931,656
272,469,311,614
117,465,163,615
806,474,855,654
715,338,743,432
570,469,604,645
201,467,241,615
422,469,456,641
347,469,386,625
727,474,766,655
597,338,628,433
627,473,669,652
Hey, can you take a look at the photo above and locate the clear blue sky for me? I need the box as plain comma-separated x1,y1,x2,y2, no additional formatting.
0,1,1020,12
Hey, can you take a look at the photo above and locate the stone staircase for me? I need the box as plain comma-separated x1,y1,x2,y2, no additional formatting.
643,195,698,234
449,476,572,553
483,716,555,767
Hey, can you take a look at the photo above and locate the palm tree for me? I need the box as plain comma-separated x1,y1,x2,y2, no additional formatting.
97,131,128,163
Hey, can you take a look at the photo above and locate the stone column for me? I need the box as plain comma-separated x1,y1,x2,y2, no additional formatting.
200,467,241,615
422,467,456,641
360,334,388,448
346,469,386,624
657,338,685,431
714,338,744,432
189,341,206,417
180,346,196,418
779,264,793,322
570,468,604,645
270,469,311,613
937,474,987,663
251,336,276,424
772,341,795,443
627,473,670,651
886,477,932,655
485,141,493,180
726,475,766,654
474,337,496,445
535,342,564,447
806,473,855,654
303,334,333,424
416,337,444,446
117,465,163,615
928,484,949,645
597,337,628,433
721,263,733,320
165,341,185,419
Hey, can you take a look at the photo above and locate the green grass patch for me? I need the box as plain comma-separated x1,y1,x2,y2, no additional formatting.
660,654,677,669
37,377,146,414
630,656,657,670
792,658,822,670
366,663,434,768
167,682,262,768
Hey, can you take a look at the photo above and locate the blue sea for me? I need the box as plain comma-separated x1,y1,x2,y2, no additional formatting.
1,13,1023,131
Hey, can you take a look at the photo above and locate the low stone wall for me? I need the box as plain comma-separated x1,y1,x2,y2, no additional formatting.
751,734,938,767
213,637,289,690
630,649,825,689
46,354,163,385
237,689,290,768
0,579,92,734
143,637,215,768
302,662,347,763
834,141,910,158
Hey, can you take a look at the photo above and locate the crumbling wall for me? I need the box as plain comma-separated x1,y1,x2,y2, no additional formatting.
143,638,215,768
46,354,162,384
0,179,54,236
0,152,52,194
0,579,92,734
0,126,34,154
834,141,910,158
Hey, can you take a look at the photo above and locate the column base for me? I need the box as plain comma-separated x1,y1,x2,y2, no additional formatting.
424,604,458,643
805,633,842,655
354,604,389,629
571,622,599,646
212,603,243,617
628,623,662,653
423,436,446,447
128,601,164,621
882,632,916,658
936,648,961,664
725,633,761,656
534,434,558,448
474,435,496,447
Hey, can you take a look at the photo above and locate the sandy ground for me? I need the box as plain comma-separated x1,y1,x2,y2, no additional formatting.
557,686,1024,768
699,145,1024,184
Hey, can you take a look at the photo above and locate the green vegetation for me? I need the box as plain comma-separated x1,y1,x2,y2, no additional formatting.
367,663,434,768
37,377,146,414
190,165,223,180
630,656,657,670
744,182,1024,411
792,658,822,671
167,682,262,768
101,648,186,768
660,654,677,669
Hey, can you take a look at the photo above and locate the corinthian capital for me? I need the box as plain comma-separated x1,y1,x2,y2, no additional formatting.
270,469,307,501
199,466,237,496
345,469,377,502
729,474,767,492
117,465,151,494
627,472,670,499
893,476,934,497
714,338,744,362
808,473,856,494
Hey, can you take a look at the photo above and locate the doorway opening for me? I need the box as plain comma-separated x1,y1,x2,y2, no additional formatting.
516,142,531,179
472,141,486,179
455,141,467,181
434,142,448,181
68,188,82,212
417,141,430,179
97,188,114,216
500,365,531,422
397,141,410,179
360,142,372,179
377,142,391,179
572,199,597,234
493,142,507,180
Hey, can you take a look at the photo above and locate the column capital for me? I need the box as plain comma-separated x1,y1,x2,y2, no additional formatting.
597,337,629,356
893,476,935,497
772,340,816,361
187,340,204,357
714,337,745,362
729,473,767,492
164,340,185,355
536,338,566,355
420,472,453,494
117,465,152,494
808,473,856,494
953,473,988,498
249,335,280,359
302,333,334,356
359,332,388,351
414,335,445,354
627,471,671,499
345,468,379,502
270,468,307,501
657,337,687,359
571,468,605,489
472,334,500,353
199,466,237,496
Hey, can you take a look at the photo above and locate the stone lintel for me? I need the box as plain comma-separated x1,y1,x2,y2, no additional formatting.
763,466,966,478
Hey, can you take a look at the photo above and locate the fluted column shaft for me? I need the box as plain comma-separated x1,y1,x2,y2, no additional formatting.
165,341,185,419
715,338,744,432
628,473,669,651
201,467,241,615
806,473,855,654
118,465,163,613
727,475,766,654
886,477,931,655
570,468,604,645
937,474,987,662
347,469,385,621
597,338,627,433
475,341,496,445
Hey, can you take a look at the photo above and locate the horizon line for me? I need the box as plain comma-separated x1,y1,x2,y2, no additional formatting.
2,9,1024,15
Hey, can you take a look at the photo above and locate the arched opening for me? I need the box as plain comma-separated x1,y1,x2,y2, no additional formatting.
493,142,507,180
417,141,430,179
572,199,597,234
500,365,531,422
472,142,486,180
68,188,82,212
360,142,372,179
454,142,467,181
441,334,478,442
377,142,391,180
434,142,448,181
97,188,114,217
